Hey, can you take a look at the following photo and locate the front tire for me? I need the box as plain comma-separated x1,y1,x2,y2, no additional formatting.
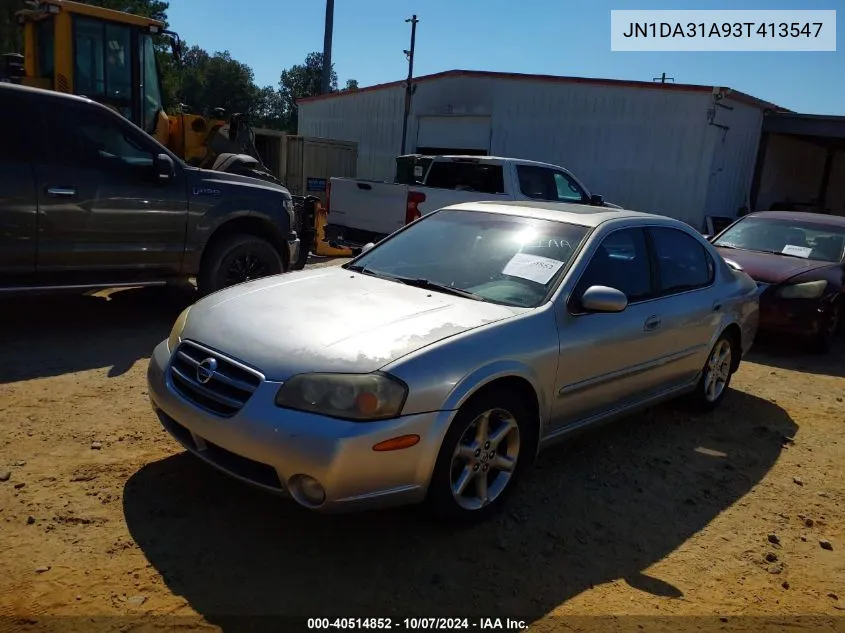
687,333,736,412
197,234,283,296
811,299,841,354
428,390,534,524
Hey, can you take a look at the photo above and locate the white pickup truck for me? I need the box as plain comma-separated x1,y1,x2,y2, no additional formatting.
323,155,619,249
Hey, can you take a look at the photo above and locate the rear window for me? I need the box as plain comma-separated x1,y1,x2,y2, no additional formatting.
424,161,505,194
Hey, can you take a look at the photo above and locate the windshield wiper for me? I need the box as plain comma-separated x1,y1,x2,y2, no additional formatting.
390,276,487,301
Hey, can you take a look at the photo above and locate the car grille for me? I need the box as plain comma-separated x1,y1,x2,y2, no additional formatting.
169,341,263,417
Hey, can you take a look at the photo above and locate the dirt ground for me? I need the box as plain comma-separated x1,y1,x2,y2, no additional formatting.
1,257,843,633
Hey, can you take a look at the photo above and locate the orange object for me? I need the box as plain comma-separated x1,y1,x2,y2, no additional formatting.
372,435,421,452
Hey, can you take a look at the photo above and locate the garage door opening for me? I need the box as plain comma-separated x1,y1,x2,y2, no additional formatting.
415,115,492,156
751,113,845,218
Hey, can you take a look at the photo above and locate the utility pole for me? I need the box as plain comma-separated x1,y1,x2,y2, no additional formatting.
653,72,674,84
400,14,419,155
321,0,334,94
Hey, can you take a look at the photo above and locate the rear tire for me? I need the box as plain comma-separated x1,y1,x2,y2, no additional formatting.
197,234,283,296
687,333,736,412
427,389,535,525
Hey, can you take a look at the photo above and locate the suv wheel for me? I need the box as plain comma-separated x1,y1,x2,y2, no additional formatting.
198,234,283,296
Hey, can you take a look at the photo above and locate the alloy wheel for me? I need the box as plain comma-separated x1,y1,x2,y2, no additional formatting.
703,339,732,403
450,408,520,511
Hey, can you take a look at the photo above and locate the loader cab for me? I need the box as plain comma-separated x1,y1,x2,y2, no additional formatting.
17,0,176,142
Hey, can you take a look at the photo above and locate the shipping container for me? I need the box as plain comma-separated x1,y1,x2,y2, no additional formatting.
252,129,358,206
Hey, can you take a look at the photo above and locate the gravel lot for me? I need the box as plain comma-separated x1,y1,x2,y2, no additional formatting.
1,257,843,632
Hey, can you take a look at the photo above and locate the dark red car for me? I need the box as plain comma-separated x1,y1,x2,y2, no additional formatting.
710,211,845,353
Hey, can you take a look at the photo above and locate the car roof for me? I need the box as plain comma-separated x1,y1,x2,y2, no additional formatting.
401,154,581,172
440,200,669,229
746,210,845,227
0,81,98,106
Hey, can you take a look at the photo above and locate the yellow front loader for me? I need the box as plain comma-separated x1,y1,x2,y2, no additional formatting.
2,0,352,259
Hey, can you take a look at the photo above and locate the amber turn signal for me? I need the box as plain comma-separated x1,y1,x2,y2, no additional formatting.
372,434,420,452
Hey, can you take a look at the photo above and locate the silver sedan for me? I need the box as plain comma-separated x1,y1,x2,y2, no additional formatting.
147,201,760,522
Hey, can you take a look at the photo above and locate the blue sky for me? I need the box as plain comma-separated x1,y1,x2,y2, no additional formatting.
167,0,842,115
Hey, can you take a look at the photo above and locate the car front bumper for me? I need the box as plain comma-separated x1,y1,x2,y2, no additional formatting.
146,340,454,513
758,292,828,337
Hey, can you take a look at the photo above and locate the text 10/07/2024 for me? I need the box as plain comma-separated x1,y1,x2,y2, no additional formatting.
307,617,529,630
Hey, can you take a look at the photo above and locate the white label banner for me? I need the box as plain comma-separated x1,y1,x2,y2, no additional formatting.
610,10,836,51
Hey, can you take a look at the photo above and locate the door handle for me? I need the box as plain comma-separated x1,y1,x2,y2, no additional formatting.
644,315,661,331
46,187,77,198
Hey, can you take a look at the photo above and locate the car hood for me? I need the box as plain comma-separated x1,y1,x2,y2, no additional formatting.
181,268,520,380
715,247,834,284
187,166,292,196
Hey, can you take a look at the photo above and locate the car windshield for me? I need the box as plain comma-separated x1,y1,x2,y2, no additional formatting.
345,209,591,308
714,216,845,263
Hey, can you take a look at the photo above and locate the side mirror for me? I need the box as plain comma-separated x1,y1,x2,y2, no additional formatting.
154,153,175,181
580,285,628,313
589,194,604,206
361,242,376,254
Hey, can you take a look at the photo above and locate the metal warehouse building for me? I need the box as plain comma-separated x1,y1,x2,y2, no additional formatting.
297,69,845,231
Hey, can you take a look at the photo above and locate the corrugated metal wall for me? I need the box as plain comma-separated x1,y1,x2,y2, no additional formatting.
702,97,764,223
484,78,715,226
298,76,767,227
296,85,405,181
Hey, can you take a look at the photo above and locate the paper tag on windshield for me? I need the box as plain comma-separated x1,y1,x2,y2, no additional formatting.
782,244,812,258
503,253,564,284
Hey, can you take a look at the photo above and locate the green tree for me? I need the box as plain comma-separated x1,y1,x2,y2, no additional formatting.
278,51,337,132
175,45,259,119
344,78,359,91
252,85,286,130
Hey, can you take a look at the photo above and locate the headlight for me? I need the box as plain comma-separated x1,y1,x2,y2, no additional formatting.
274,372,408,421
167,307,191,351
776,280,827,299
282,198,295,229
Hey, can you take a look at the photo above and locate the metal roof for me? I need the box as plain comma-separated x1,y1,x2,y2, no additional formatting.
298,69,787,112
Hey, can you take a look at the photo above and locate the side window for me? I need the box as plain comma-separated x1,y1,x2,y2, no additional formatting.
45,102,154,171
570,228,653,311
649,227,715,294
74,18,132,101
36,18,55,80
0,92,35,163
553,171,587,203
424,162,505,194
139,34,163,133
517,165,587,203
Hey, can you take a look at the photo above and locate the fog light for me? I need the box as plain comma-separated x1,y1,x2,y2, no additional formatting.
289,474,326,507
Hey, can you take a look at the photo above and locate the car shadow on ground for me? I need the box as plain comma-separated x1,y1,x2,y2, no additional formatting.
0,286,195,384
746,334,845,379
123,389,796,631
